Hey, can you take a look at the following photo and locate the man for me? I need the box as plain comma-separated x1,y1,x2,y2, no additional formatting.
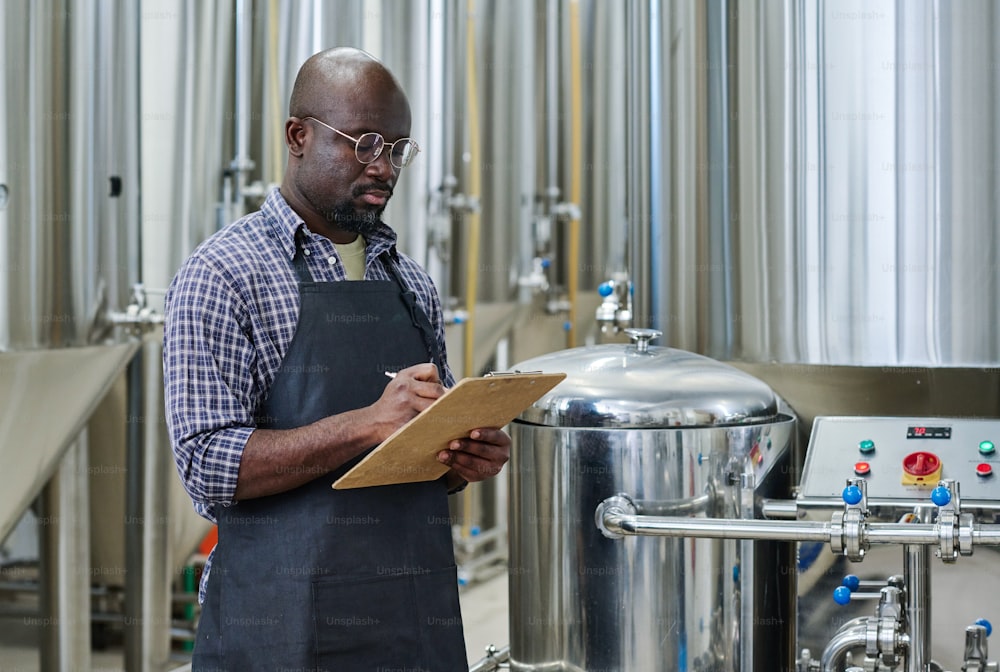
163,47,510,670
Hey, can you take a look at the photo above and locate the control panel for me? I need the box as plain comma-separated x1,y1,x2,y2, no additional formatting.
799,417,1000,502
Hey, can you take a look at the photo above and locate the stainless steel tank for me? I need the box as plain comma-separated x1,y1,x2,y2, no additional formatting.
508,329,797,671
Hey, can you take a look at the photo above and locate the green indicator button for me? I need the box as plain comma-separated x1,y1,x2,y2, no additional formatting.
859,439,876,453
979,440,996,456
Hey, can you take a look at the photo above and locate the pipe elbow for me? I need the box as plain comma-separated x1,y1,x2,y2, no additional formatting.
820,624,869,672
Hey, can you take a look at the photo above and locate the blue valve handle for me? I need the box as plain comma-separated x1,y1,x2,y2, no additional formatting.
930,485,952,507
842,485,863,506
833,586,852,605
975,618,993,637
598,282,614,297
842,575,861,592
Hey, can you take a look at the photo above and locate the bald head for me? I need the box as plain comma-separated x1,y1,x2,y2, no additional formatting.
289,47,407,120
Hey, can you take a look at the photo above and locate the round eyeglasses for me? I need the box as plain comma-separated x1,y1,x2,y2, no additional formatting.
303,116,420,169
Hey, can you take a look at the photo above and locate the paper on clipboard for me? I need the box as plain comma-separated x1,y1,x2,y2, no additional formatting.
332,371,566,490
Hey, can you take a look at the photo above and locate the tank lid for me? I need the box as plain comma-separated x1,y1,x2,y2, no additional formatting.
512,329,781,429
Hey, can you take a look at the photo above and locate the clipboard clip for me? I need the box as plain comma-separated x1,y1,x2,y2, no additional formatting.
485,369,543,377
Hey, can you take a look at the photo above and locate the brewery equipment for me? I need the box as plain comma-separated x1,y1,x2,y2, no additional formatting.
794,417,1000,672
507,328,798,671
594,416,1000,672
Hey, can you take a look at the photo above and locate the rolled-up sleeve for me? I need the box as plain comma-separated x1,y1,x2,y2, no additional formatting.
163,256,258,520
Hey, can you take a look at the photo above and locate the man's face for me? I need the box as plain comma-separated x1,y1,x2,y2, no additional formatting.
294,86,411,237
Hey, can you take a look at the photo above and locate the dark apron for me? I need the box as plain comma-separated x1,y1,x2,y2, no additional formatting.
192,236,467,671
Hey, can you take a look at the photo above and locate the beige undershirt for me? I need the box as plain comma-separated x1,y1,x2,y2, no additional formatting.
333,235,367,281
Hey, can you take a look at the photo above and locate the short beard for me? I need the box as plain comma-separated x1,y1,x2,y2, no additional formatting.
324,201,382,237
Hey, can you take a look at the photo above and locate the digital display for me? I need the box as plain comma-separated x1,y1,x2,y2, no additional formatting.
907,426,951,439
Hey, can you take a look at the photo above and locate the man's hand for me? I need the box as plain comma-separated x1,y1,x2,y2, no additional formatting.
370,363,445,443
437,427,511,484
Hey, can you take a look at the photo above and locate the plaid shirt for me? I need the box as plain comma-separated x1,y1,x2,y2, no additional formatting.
163,188,452,601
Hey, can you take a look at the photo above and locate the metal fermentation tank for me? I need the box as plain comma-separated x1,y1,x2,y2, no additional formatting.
507,330,797,671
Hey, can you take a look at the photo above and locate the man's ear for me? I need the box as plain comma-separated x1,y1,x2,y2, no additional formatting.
285,118,307,157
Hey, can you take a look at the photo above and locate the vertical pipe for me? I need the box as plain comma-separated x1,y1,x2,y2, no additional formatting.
230,0,253,221
141,335,173,669
123,0,142,297
0,0,9,349
266,0,283,187
515,0,536,304
626,1,652,333
648,0,663,334
904,543,931,672
461,0,482,380
705,0,733,356
565,0,582,347
424,0,448,292
124,348,145,671
40,434,92,672
545,0,559,194
70,0,97,347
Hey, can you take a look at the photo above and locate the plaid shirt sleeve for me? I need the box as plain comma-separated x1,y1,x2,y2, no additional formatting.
163,254,258,520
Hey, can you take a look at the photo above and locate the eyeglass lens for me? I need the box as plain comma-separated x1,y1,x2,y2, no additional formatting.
356,132,418,168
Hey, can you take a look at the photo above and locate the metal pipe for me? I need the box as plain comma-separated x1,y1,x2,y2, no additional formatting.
0,0,9,349
820,624,869,672
545,0,558,194
461,0,482,379
605,511,833,542
124,347,145,670
230,0,253,219
762,498,800,519
865,527,940,545
566,0,582,347
39,433,92,672
142,336,173,669
468,644,510,672
973,527,1000,543
904,544,931,672
634,493,713,516
598,498,1000,549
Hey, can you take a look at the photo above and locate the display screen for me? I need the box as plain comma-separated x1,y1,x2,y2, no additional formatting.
907,426,951,439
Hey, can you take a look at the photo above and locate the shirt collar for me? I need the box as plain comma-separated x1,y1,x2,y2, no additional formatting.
261,188,399,262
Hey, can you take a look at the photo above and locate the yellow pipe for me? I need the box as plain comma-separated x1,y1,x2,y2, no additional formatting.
462,0,482,380
567,0,583,348
268,0,283,185
461,0,483,539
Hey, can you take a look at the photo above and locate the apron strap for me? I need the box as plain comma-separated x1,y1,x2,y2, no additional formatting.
380,250,443,372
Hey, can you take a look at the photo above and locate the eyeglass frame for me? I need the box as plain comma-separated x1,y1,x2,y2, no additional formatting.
302,116,420,169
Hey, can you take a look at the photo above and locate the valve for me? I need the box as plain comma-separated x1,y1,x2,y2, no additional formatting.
831,478,869,561
843,485,864,506
932,479,974,562
595,272,632,335
833,585,852,605
963,620,998,672
931,484,952,507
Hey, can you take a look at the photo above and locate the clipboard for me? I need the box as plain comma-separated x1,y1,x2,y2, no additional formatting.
332,371,566,489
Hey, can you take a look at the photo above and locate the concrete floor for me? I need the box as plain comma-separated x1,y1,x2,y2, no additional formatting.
0,572,510,671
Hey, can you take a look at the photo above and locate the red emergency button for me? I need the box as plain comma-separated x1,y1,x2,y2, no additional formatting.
854,461,871,476
976,463,993,477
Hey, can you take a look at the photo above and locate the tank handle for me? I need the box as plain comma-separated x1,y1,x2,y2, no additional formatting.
624,328,662,353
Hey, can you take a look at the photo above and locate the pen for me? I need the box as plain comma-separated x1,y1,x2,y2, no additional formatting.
384,371,397,379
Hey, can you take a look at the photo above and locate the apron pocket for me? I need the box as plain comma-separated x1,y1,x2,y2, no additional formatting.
312,566,466,671
312,572,424,669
